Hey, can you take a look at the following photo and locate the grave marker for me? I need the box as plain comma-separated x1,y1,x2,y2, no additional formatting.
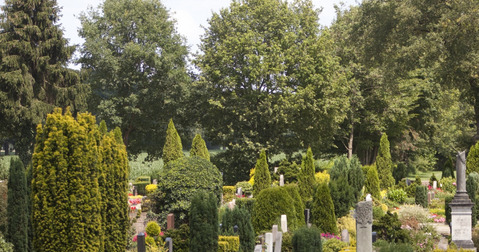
265,232,273,252
274,232,282,252
281,215,288,232
355,201,372,252
167,213,175,230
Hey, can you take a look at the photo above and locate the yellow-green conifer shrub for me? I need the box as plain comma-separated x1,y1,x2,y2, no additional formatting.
32,108,102,252
467,142,479,175
376,133,395,189
162,119,183,165
252,150,271,197
190,134,210,161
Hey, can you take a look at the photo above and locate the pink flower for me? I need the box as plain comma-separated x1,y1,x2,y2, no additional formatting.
160,231,164,236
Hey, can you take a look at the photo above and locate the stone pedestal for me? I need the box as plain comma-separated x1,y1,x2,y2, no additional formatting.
355,201,372,252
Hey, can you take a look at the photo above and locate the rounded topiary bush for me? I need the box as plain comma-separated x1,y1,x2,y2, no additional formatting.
146,221,161,237
152,157,223,226
252,187,297,232
292,226,322,252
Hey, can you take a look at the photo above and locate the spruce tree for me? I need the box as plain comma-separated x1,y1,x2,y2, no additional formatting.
162,119,183,165
0,0,87,164
253,150,271,197
311,183,338,234
6,158,28,252
376,133,395,189
190,134,210,161
467,142,479,175
32,108,102,252
329,176,355,218
365,165,381,199
189,191,218,252
298,147,316,202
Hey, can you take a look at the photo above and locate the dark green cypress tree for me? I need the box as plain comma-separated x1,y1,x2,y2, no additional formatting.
376,133,395,189
415,186,428,208
0,0,88,165
189,191,218,252
393,162,408,184
219,208,255,252
6,158,28,252
442,156,455,179
292,226,322,252
329,176,355,218
364,165,381,199
190,134,210,161
162,119,184,165
298,147,315,202
466,173,478,226
284,184,305,228
311,183,338,234
253,150,271,197
348,156,365,202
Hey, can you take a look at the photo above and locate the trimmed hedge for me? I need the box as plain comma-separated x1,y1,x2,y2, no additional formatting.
218,236,240,252
218,241,229,252
292,226,322,252
219,207,255,252
223,186,235,203
134,176,151,195
252,187,297,232
189,192,218,252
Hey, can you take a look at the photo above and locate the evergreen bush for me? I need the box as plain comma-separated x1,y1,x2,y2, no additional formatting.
364,164,381,199
6,158,28,252
162,119,183,165
292,226,322,252
219,208,255,252
190,134,210,161
253,150,271,197
218,236,240,252
189,191,218,252
298,147,316,202
277,159,300,184
393,162,408,184
429,173,438,186
284,184,305,226
153,157,222,226
236,198,255,217
235,181,253,196
442,156,455,179
376,133,395,189
373,211,409,243
146,221,161,236
311,183,338,234
223,186,236,203
329,176,355,218
163,224,189,252
323,238,347,252
468,142,479,175
252,187,297,232
445,195,453,225
387,189,407,204
415,186,428,208
467,174,478,226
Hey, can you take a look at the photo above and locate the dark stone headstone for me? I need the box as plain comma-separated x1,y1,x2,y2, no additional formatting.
137,233,146,252
304,209,310,225
167,213,175,230
164,237,173,252
372,231,377,243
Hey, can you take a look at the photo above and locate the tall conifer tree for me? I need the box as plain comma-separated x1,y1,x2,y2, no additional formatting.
298,147,316,202
6,158,28,252
0,0,87,164
311,183,338,234
162,119,183,165
190,134,210,161
376,133,395,189
253,150,271,196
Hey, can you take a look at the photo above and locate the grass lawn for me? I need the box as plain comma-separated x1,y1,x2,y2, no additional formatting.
406,170,456,181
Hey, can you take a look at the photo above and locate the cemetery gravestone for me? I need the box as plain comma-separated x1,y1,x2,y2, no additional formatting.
355,201,372,252
279,175,284,186
167,213,175,230
281,215,288,233
265,232,273,252
254,245,262,252
237,187,242,197
137,233,146,252
272,225,278,241
304,209,310,225
450,151,476,251
274,232,282,252
433,180,437,190
341,229,350,244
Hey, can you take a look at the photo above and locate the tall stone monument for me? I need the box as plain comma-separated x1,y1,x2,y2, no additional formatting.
450,151,476,251
355,201,372,252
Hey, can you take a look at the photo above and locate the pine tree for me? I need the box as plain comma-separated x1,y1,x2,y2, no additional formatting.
32,108,102,252
364,165,381,199
6,158,28,252
0,0,87,164
329,176,355,218
467,142,479,175
162,119,183,165
311,183,338,234
298,147,316,202
376,133,395,189
189,191,218,252
190,134,210,161
253,150,271,197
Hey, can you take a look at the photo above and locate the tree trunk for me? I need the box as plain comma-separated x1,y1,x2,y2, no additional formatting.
348,124,354,159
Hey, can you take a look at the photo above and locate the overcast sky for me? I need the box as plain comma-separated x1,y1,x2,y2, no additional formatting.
1,0,358,68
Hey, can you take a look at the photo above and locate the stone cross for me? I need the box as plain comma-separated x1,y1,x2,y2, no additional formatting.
167,213,175,230
274,232,282,252
265,232,273,252
281,215,288,232
279,175,284,186
355,201,373,252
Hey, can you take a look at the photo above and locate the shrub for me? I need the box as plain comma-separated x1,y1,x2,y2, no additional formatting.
415,186,428,208
145,236,156,248
311,183,338,234
364,164,381,199
219,207,255,252
277,159,301,184
236,198,255,217
162,224,189,252
442,156,455,179
284,184,305,227
235,181,252,196
445,195,453,225
393,162,408,184
409,224,440,252
315,171,330,185
467,141,479,175
429,173,438,186
223,186,235,203
0,233,13,252
162,119,183,165
337,213,356,245
374,241,413,252
211,146,256,186
6,158,28,252
323,238,347,252
252,187,297,232
190,134,210,161
253,150,271,197
329,176,355,218
189,191,218,252
292,226,322,252
145,221,161,236
152,157,222,226
373,211,409,243
440,177,457,193
387,189,407,204
218,241,229,252
218,236,240,252
145,184,158,194
397,205,429,229
298,147,316,202
134,176,151,195
467,173,478,226
376,133,395,190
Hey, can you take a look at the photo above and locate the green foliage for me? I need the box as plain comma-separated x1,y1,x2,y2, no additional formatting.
133,181,150,196
393,162,408,184
445,195,453,225
210,146,256,186
0,181,7,235
218,241,229,252
415,186,428,208
387,189,407,204
468,142,479,175
252,187,297,233
79,0,190,159
329,176,355,219
0,0,88,164
219,208,255,252
152,157,222,226
223,186,235,203
440,177,457,194
163,119,184,165
0,158,8,180
429,173,438,186
218,236,240,252
442,157,455,179
277,159,300,184
374,241,413,252
467,173,478,226
190,134,210,161
6,158,28,252
189,191,218,252
364,164,381,199
128,153,164,181
145,236,156,248
284,184,305,227
323,238,347,252
376,133,395,190
372,211,409,243
311,183,338,234
253,150,271,197
298,147,316,202
235,181,253,196
146,221,161,237
292,226,322,252
0,233,13,252
236,198,255,218
163,224,190,252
